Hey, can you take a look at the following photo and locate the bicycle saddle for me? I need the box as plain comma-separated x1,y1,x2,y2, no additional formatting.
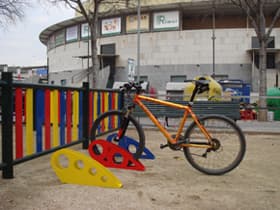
195,78,210,94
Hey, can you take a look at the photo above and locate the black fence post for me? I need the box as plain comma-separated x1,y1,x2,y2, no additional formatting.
120,90,125,109
82,82,89,149
2,72,14,179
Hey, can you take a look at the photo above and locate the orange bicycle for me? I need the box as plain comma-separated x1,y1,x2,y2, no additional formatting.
90,80,246,175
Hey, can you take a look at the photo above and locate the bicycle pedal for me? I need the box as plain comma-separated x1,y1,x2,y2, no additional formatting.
160,144,169,149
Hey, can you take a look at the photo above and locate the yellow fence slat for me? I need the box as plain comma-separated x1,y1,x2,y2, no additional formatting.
93,92,98,121
72,91,79,140
25,88,34,155
52,90,59,147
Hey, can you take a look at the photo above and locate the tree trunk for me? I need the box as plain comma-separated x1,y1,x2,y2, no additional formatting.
90,25,98,88
89,1,100,88
257,2,268,121
258,39,267,121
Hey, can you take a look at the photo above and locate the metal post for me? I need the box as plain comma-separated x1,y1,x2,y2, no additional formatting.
137,0,141,82
87,37,90,84
212,1,216,78
82,82,90,149
2,72,14,178
276,72,278,87
252,50,257,91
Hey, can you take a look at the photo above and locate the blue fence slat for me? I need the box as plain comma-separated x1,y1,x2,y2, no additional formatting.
60,91,66,145
35,89,45,152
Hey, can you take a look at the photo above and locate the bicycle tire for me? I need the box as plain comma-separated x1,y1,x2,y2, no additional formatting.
90,110,145,160
183,115,246,175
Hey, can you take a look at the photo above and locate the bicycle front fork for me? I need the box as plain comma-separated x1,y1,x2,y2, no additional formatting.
115,113,130,142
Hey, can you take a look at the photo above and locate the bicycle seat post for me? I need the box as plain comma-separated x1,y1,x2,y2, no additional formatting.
189,83,199,102
189,80,210,102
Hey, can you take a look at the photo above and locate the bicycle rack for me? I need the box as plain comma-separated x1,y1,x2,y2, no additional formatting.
88,140,145,171
106,134,155,160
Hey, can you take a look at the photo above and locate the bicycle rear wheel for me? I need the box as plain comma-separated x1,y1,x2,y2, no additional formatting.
183,115,246,175
90,110,145,160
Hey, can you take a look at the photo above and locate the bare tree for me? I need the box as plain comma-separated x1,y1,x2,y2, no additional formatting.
231,0,280,121
0,0,29,26
50,0,132,88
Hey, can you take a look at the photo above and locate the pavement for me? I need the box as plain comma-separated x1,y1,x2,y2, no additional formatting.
236,120,280,134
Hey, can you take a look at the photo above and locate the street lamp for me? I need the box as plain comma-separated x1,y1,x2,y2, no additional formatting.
212,0,216,78
87,37,90,83
136,0,141,82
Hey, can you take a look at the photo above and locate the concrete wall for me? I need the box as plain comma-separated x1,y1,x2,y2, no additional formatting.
48,42,89,72
99,29,255,67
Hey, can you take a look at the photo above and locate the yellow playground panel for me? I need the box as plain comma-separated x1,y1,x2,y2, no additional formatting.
50,148,122,188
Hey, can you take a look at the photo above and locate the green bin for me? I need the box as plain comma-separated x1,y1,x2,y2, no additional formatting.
267,88,280,121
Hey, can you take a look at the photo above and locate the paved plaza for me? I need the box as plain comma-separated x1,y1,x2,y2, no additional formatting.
0,121,279,210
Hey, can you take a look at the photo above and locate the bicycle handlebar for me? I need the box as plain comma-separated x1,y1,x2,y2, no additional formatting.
119,81,144,94
120,79,210,102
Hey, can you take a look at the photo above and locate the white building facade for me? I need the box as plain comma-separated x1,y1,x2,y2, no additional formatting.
39,0,280,91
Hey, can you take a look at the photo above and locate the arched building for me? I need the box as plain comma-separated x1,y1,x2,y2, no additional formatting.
39,0,280,91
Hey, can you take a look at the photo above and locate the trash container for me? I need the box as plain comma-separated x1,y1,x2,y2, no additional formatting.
267,87,280,121
218,79,251,103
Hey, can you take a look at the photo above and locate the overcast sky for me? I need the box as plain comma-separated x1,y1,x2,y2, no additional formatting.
0,1,74,67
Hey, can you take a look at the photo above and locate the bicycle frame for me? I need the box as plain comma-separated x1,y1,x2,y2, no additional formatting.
133,94,213,149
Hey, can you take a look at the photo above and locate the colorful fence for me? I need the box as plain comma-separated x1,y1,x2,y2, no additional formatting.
0,72,123,178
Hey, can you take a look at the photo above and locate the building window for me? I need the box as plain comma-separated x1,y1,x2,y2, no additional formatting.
66,25,78,42
252,37,275,69
170,75,186,82
55,30,65,46
254,53,275,69
81,23,90,39
267,53,276,68
252,36,275,48
48,35,55,50
101,44,115,55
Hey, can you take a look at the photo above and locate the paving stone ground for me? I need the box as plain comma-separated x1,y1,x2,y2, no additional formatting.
0,127,279,210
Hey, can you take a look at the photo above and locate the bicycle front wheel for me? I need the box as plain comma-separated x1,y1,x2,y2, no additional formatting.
183,115,246,175
90,110,145,160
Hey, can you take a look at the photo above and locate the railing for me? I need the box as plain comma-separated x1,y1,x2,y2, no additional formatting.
71,68,88,83
0,72,123,179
